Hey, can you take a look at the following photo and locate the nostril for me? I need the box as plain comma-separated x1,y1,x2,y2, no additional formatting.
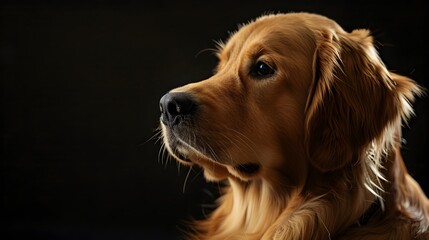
167,100,181,116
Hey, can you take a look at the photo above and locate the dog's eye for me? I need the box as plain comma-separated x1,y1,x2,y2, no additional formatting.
252,61,275,78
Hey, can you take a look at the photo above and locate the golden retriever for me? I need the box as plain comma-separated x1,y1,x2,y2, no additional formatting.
159,12,429,239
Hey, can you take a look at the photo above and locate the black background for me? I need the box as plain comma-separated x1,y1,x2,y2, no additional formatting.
1,1,428,239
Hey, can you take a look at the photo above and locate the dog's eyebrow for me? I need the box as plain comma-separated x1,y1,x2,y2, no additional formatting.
253,47,265,56
246,45,269,60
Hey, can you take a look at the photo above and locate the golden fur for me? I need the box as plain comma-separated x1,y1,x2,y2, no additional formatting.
159,12,429,239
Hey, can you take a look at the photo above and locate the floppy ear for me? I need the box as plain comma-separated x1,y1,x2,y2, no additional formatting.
304,28,412,172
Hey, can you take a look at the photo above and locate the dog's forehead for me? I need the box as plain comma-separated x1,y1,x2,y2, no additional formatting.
220,13,343,55
220,13,333,60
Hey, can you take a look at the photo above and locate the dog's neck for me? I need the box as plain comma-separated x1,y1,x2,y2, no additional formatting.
202,177,291,239
196,122,409,238
205,147,386,237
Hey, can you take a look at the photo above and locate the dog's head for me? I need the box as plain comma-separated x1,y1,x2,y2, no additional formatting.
159,13,421,182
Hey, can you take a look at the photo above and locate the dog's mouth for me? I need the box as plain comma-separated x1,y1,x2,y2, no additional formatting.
161,122,216,162
166,140,195,165
161,122,262,181
175,151,192,163
234,163,261,175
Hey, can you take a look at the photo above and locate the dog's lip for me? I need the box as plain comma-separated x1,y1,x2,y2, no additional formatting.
168,131,215,163
162,122,220,164
234,163,261,175
167,139,193,163
160,117,168,126
175,151,192,163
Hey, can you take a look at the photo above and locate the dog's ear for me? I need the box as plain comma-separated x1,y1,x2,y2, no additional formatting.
304,28,420,172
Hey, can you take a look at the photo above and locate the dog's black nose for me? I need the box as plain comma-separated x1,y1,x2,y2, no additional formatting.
159,92,197,125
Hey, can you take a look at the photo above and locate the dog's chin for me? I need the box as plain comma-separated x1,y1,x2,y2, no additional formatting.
166,147,229,181
163,131,262,181
168,145,262,182
171,150,194,166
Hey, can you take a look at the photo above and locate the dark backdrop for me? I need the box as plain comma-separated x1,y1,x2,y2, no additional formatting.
2,1,428,239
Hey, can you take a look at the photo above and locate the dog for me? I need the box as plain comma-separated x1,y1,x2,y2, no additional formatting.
158,12,429,239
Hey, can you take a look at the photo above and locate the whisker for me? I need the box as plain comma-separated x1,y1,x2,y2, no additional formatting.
183,166,193,193
143,126,163,145
163,145,170,166
190,167,204,183
158,141,165,164
177,161,181,174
